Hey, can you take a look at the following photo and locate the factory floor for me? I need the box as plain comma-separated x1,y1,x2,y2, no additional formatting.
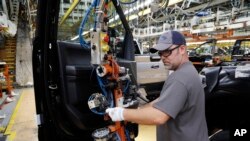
0,88,156,141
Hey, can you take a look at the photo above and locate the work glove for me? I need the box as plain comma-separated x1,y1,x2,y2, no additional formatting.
105,107,124,121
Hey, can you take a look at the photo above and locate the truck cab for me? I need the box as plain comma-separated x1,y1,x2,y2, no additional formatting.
189,39,228,72
231,39,250,61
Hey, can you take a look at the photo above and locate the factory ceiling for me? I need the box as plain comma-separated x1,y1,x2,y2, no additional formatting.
1,0,250,42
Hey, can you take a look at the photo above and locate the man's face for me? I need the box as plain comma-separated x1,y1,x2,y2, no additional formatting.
158,45,183,70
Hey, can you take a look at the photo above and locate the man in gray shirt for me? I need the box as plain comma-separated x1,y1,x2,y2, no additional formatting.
106,30,209,141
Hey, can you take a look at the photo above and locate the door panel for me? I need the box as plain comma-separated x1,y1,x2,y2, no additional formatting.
57,41,108,130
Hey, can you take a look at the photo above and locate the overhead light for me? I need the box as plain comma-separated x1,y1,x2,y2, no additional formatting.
217,40,236,43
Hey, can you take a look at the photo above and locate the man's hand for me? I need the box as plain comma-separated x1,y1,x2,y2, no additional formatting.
105,107,124,121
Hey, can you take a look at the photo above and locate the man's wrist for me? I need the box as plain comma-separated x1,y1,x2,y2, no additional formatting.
119,107,125,121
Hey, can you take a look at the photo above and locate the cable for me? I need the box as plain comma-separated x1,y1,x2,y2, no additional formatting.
125,129,131,141
97,74,108,97
149,11,166,23
93,0,100,30
79,0,100,48
96,74,114,107
115,132,121,141
122,80,130,94
108,89,114,108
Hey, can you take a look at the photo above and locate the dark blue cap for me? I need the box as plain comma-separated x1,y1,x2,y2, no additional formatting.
150,30,186,53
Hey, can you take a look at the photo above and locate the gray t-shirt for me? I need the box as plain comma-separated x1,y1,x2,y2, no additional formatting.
153,61,209,141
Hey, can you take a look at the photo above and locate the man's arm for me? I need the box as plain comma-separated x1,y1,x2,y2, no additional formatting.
139,98,158,109
106,98,171,125
123,105,170,125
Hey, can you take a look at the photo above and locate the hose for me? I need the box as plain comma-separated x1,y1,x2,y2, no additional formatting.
79,0,100,48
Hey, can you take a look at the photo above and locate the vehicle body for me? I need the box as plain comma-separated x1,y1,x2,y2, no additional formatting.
32,1,140,140
189,39,229,72
201,62,250,140
231,39,250,61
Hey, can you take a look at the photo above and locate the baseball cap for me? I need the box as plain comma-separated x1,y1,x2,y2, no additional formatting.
150,30,186,53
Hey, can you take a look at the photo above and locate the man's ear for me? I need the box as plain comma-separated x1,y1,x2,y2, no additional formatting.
180,45,186,54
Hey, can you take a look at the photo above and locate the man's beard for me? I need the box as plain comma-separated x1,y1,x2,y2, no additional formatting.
164,64,172,70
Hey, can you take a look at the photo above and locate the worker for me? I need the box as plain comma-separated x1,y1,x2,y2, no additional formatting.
106,30,209,141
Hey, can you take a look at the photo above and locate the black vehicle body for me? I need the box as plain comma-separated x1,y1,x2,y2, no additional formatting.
201,62,250,140
231,39,250,61
32,0,138,140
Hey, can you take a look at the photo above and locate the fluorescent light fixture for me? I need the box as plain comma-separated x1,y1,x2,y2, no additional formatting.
186,42,204,45
187,39,236,45
217,40,236,43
